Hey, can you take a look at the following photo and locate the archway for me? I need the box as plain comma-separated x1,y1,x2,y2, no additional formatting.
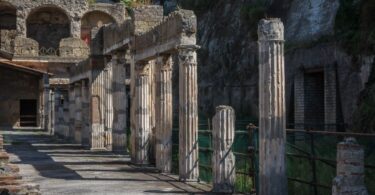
0,2,16,30
81,11,115,45
26,6,70,52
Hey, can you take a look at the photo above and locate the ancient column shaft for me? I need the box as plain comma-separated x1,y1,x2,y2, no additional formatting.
90,68,106,150
332,138,368,195
68,84,75,140
112,53,128,152
132,62,151,165
104,60,113,150
212,106,236,193
258,18,287,195
178,45,200,181
74,82,82,144
155,55,173,173
81,80,90,147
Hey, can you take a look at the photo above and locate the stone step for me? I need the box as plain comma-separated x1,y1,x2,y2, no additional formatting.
0,179,22,186
1,163,21,173
0,185,22,194
0,152,9,163
0,174,22,181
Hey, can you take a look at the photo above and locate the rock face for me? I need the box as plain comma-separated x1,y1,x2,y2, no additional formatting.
284,0,340,43
167,0,374,129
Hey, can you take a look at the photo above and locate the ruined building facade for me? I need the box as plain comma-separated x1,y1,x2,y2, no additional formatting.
0,0,201,178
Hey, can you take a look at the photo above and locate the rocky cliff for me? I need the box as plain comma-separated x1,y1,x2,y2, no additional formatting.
165,0,374,131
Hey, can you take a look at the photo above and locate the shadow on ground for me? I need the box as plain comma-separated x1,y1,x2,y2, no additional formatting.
1,131,212,195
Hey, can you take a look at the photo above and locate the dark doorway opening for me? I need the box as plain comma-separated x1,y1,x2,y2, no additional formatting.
304,72,325,130
20,99,37,127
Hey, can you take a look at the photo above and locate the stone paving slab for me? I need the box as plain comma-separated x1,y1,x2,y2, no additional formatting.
1,131,212,195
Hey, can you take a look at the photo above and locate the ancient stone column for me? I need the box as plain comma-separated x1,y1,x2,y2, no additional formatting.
212,105,235,193
104,61,113,150
178,45,200,181
332,137,368,195
81,80,90,147
132,62,151,165
112,53,128,152
258,18,287,195
74,82,82,144
48,90,55,135
68,84,75,140
42,75,50,132
90,68,106,150
155,55,173,173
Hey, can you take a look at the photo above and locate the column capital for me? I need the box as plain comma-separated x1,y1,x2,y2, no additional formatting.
258,18,284,41
157,55,173,71
135,61,150,76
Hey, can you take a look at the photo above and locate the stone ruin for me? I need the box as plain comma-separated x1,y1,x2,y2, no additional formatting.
332,137,368,195
0,135,40,195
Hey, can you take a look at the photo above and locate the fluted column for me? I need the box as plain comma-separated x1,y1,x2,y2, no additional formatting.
112,52,128,152
155,55,173,173
178,45,200,181
90,68,106,150
132,62,151,165
212,105,235,193
258,18,287,195
104,60,114,150
74,82,82,144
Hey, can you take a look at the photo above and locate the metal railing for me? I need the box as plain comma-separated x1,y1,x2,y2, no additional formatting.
283,128,375,195
171,119,257,193
39,47,59,56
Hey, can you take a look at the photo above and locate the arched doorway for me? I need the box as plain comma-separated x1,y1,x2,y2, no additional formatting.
0,2,16,30
27,6,70,52
81,11,115,45
0,2,17,53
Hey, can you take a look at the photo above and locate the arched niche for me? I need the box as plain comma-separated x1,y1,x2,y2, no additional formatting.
81,11,115,45
0,2,17,30
26,6,71,50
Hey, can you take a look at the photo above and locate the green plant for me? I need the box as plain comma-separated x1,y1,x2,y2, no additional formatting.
87,0,96,5
120,0,152,7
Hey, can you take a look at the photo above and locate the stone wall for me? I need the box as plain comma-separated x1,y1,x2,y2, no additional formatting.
0,0,126,43
103,20,134,53
131,5,164,35
134,10,196,61
0,29,17,53
0,66,40,128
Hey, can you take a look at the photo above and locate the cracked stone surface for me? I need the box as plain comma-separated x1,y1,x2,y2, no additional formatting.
1,130,212,195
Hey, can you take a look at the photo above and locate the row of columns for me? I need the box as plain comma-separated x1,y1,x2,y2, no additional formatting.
130,45,200,181
89,55,128,151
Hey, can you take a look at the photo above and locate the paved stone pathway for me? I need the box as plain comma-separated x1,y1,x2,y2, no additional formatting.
1,130,211,195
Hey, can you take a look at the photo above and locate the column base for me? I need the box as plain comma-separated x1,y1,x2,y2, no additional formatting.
179,178,200,183
90,148,108,152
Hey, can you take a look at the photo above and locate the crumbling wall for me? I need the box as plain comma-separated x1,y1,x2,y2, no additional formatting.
0,0,126,39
